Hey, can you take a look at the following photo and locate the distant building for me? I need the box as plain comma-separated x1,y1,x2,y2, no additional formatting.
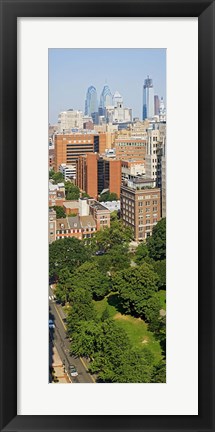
85,86,98,124
99,84,113,115
142,76,154,120
114,138,146,161
154,95,160,116
58,109,83,132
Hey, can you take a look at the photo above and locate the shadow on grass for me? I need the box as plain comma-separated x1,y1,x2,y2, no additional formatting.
107,293,125,315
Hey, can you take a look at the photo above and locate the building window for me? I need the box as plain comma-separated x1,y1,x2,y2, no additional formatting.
153,207,157,211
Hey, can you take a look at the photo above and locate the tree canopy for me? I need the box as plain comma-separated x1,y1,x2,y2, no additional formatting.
99,191,118,202
49,237,90,280
65,181,80,200
147,218,166,261
112,263,160,320
49,170,64,184
52,205,66,219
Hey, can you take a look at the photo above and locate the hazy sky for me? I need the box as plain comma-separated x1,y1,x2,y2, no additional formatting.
49,48,166,124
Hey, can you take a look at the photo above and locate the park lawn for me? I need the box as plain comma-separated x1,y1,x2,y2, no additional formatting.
158,290,166,310
93,294,162,363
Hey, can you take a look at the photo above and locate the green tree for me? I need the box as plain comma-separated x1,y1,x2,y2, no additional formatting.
95,218,132,252
52,205,66,219
49,168,55,179
151,360,166,383
67,287,96,333
49,237,90,280
71,261,110,299
65,181,80,200
88,320,156,383
51,171,64,184
70,320,103,357
81,192,91,198
112,263,159,319
134,241,149,264
152,259,166,289
147,218,166,261
55,268,73,304
99,191,118,202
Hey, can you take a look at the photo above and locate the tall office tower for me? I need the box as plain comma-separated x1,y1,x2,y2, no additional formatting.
159,97,166,122
99,84,113,116
58,109,83,132
142,76,154,120
113,90,123,107
154,95,160,116
85,86,98,124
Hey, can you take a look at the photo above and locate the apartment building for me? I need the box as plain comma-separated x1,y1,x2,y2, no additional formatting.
114,138,146,161
120,178,161,241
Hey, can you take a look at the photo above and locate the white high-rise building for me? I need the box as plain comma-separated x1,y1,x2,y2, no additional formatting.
58,109,83,132
142,76,154,120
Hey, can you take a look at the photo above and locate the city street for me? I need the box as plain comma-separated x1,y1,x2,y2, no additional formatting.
49,286,95,384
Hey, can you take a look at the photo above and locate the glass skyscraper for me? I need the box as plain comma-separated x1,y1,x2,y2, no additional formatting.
99,85,113,111
142,76,154,120
85,86,98,123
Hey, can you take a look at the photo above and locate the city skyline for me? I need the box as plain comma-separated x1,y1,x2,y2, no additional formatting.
49,48,166,124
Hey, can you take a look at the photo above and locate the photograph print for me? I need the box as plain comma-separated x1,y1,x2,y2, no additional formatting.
48,48,166,384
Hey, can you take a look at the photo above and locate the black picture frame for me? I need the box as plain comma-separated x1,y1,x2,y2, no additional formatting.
0,0,214,431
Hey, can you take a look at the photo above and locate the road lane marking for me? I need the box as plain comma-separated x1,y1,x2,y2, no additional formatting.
80,357,96,383
53,303,67,331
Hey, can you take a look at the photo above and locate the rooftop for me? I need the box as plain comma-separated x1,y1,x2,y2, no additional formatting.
90,201,111,212
63,201,79,209
80,215,96,228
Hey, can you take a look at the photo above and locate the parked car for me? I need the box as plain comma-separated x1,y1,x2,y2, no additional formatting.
49,319,55,329
70,365,78,377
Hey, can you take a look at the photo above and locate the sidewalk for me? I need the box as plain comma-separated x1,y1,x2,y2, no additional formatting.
51,345,71,383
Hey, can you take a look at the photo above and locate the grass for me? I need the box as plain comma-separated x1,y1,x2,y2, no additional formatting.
93,293,162,363
158,290,166,310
